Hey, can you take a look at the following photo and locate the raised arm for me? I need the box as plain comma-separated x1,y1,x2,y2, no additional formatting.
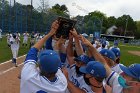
62,68,86,93
25,20,59,62
70,29,84,56
66,33,75,66
79,35,112,76
34,21,59,50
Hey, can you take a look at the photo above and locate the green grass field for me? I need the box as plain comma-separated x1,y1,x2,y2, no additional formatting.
119,44,140,66
0,37,30,63
0,36,140,66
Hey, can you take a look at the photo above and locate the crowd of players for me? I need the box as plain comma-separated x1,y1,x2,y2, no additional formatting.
5,31,45,67
19,20,140,93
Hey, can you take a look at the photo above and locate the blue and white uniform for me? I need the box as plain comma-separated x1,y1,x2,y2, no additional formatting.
20,48,68,93
68,64,94,93
10,36,20,60
23,33,29,44
111,64,123,74
105,71,123,93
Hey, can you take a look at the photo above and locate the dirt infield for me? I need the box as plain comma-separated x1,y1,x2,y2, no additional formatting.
128,51,140,56
0,56,25,93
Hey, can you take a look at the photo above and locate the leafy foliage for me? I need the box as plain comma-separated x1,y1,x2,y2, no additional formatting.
0,1,139,38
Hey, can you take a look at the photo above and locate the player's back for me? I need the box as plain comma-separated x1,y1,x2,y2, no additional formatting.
20,62,67,93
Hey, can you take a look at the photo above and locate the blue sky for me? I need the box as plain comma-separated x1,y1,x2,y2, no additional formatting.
14,0,140,21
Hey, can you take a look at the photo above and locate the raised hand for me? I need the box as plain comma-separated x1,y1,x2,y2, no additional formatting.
69,33,73,41
79,35,92,47
70,28,78,38
49,20,59,36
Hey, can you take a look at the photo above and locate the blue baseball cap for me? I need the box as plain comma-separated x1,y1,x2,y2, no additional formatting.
101,40,106,46
80,61,106,78
74,55,91,64
39,50,61,73
120,64,140,81
110,48,120,57
100,49,116,61
114,41,118,46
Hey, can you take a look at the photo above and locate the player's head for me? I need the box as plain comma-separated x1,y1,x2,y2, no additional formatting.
120,64,140,81
100,49,116,67
80,61,106,87
101,41,106,48
114,41,118,47
120,64,140,92
12,33,17,39
39,50,61,78
74,55,93,75
110,48,120,64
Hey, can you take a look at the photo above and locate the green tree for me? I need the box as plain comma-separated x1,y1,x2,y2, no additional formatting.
84,11,107,34
116,15,136,36
107,16,117,27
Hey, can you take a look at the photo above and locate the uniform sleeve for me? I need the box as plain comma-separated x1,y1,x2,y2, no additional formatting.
45,37,53,50
24,47,38,64
105,71,123,93
59,53,67,63
67,64,76,79
21,62,39,81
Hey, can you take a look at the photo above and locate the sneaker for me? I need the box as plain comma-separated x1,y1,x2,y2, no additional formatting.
14,63,18,67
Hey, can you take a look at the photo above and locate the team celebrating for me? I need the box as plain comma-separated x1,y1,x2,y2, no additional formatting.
2,18,140,93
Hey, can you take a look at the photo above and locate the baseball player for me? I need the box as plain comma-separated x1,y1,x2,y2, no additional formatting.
30,32,36,48
62,29,95,93
79,61,106,93
22,31,29,46
109,40,120,51
10,33,20,67
79,35,140,93
35,33,43,43
97,40,107,52
99,49,123,74
105,40,110,49
20,20,68,93
110,48,125,74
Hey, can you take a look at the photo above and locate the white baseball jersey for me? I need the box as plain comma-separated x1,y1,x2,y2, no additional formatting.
21,48,68,93
10,37,20,50
23,33,29,44
111,64,123,74
105,41,110,49
6,34,12,44
23,33,29,40
36,35,42,42
97,47,107,52
105,71,123,93
68,64,94,93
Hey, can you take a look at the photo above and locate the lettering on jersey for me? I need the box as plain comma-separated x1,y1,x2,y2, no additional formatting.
36,90,47,93
71,76,80,87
